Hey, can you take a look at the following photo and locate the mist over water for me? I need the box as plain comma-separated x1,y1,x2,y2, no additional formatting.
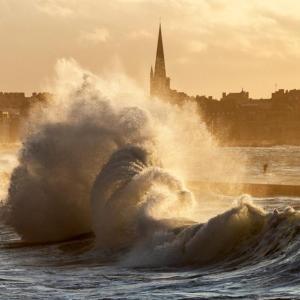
0,59,299,298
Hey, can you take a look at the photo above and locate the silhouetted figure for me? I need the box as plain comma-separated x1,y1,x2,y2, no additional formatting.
263,163,269,174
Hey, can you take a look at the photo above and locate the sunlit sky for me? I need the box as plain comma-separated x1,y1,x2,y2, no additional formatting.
1,0,300,98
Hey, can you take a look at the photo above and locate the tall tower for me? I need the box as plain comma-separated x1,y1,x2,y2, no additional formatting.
150,24,170,97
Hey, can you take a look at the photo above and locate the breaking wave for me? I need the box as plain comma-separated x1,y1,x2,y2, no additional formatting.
1,60,299,269
91,144,300,268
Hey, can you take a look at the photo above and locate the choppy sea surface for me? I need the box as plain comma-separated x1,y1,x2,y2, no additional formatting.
0,145,299,299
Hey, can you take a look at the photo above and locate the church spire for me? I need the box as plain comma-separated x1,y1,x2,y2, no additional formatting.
154,24,166,78
150,23,170,97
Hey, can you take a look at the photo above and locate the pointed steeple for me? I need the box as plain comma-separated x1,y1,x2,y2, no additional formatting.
154,24,166,78
150,23,170,97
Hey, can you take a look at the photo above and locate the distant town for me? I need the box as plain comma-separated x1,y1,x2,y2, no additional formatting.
150,25,300,146
0,92,51,143
1,25,300,146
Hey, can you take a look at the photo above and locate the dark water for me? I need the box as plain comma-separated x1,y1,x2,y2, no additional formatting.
0,146,300,299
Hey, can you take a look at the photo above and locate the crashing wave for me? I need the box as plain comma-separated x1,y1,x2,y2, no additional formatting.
2,61,299,268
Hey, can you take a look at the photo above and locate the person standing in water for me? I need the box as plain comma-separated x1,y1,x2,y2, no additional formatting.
263,163,269,174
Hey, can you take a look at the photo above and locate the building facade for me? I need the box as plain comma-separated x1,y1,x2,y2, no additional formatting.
0,92,50,142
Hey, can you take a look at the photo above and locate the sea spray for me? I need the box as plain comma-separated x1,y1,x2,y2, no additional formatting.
3,59,244,243
0,146,19,202
5,96,155,242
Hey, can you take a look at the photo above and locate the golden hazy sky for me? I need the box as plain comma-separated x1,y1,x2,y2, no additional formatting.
1,0,300,98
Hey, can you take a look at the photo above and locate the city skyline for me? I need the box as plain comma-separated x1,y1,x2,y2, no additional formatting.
1,0,300,98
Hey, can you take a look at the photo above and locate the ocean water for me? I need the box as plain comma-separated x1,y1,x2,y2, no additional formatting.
228,146,300,185
0,145,299,299
190,146,300,186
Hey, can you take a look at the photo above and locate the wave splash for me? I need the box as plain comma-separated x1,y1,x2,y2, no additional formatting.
5,102,156,242
1,59,218,244
91,145,195,251
2,60,299,268
92,145,300,267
